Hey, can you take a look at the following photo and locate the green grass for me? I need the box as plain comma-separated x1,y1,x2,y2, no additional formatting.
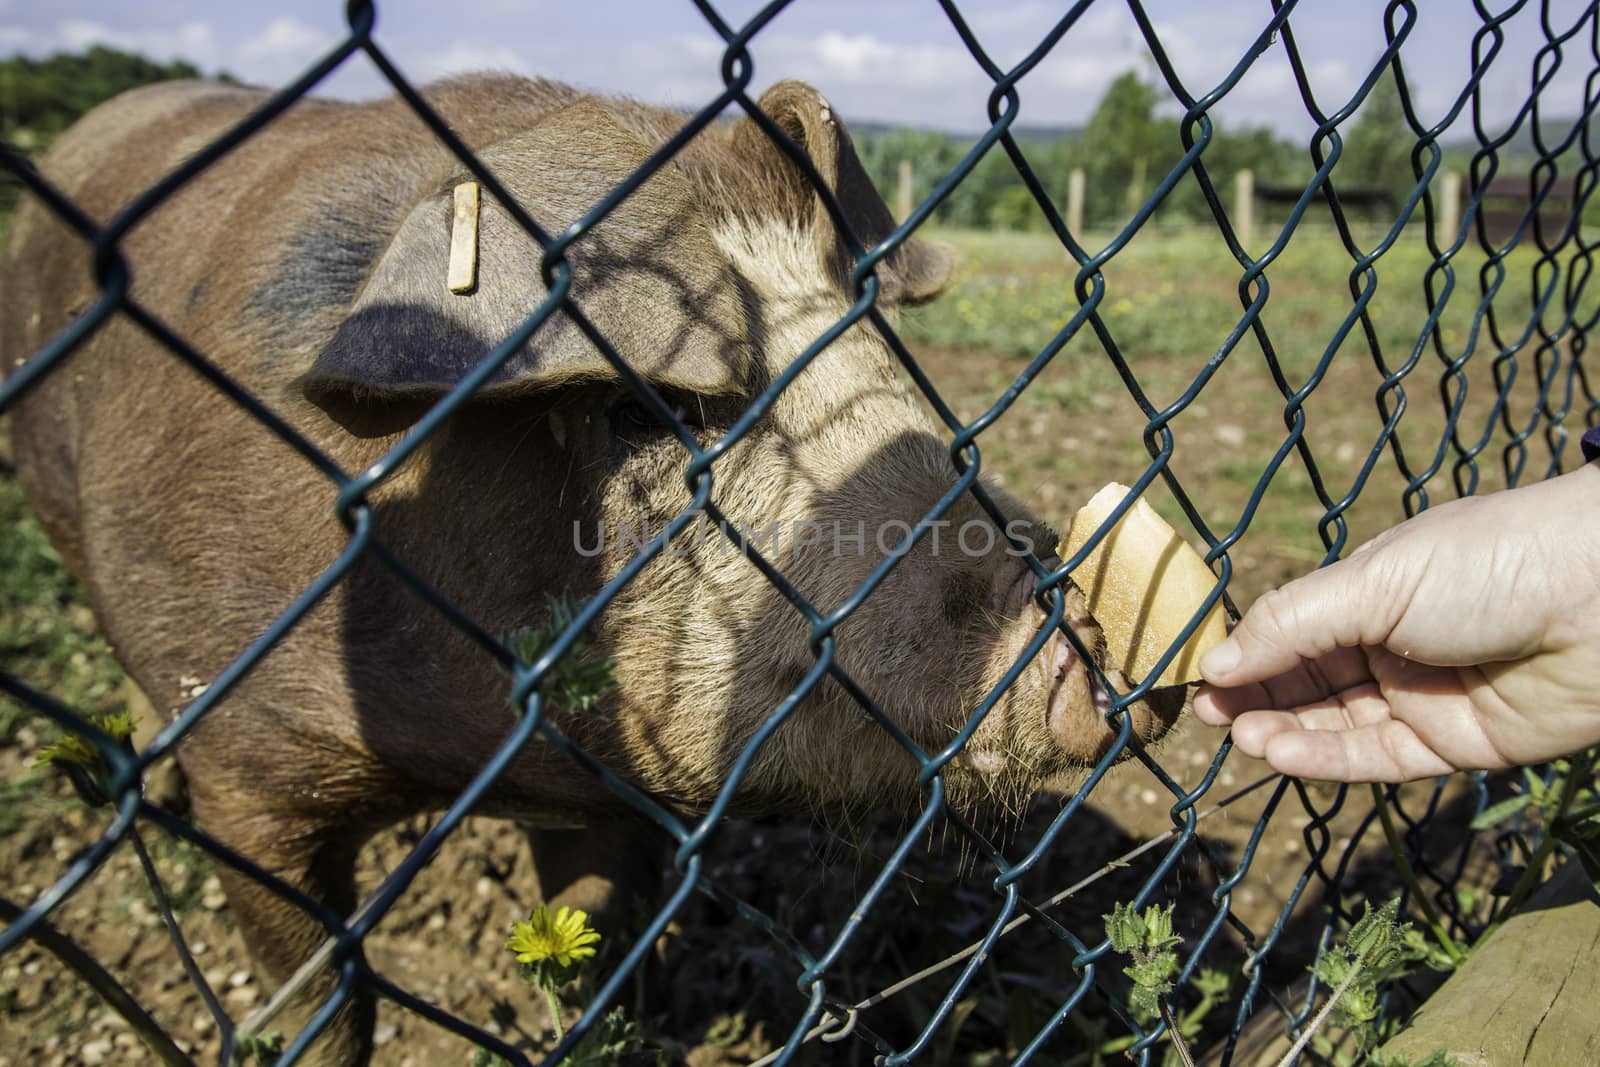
0,479,130,737
905,223,1560,392
0,474,134,846
904,222,1586,552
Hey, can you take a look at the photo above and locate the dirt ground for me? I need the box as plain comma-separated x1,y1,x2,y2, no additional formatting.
0,337,1505,1066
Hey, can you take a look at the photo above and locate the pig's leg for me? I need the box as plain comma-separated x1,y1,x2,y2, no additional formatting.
526,818,666,936
190,782,373,1066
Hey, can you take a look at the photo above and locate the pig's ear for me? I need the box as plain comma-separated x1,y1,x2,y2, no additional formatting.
300,100,748,418
734,81,954,306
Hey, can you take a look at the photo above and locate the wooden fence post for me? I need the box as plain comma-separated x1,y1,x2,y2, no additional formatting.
1067,167,1085,235
1440,170,1462,240
897,159,913,222
1234,168,1255,249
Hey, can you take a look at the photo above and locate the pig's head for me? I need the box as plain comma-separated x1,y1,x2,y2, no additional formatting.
302,81,1184,818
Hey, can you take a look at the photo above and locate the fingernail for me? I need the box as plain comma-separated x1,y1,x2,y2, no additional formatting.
1200,638,1240,680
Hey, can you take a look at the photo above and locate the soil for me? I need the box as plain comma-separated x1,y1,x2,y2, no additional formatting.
0,342,1506,1066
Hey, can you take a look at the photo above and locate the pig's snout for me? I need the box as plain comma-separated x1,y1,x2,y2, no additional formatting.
957,556,1186,777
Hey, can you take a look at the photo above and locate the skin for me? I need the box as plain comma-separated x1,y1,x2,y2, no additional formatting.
1195,461,1600,783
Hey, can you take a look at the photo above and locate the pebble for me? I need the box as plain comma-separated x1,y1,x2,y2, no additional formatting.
374,1024,399,1045
1214,423,1247,447
1139,788,1159,806
191,941,208,956
79,1038,113,1066
127,898,158,928
425,913,447,932
201,876,227,911
192,1012,214,1036
223,984,259,1010
474,877,493,898
228,970,251,989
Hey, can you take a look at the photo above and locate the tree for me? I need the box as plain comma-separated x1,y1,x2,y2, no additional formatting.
1,46,208,147
1081,70,1168,226
1336,72,1419,214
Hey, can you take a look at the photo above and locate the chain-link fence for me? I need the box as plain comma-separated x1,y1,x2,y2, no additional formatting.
3,1,1599,1064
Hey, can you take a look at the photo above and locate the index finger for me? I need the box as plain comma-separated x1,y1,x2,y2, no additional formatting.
1193,646,1376,724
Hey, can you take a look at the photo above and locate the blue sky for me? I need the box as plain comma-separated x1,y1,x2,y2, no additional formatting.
1,2,1595,141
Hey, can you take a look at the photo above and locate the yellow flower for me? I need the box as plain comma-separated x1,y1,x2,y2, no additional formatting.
507,906,600,967
33,710,138,770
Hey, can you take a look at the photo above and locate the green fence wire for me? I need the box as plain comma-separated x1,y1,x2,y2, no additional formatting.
3,0,1599,1064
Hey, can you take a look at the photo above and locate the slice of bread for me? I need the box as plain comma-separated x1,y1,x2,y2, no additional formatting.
1063,483,1228,688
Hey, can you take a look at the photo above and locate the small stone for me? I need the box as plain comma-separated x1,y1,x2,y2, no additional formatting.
425,913,447,932
113,1033,138,1048
190,941,208,956
223,985,259,1010
474,877,493,898
1214,423,1247,448
192,1012,214,1036
1139,788,1159,805
203,967,229,990
80,1038,113,1066
374,1024,399,1045
228,970,251,989
201,876,227,911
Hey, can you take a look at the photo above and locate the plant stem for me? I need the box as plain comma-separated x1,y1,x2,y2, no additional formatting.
1490,751,1596,931
1369,784,1464,963
542,984,566,1044
1273,953,1367,1067
1158,1000,1197,1067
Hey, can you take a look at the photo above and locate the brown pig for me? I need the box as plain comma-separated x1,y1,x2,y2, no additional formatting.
1,75,1184,1063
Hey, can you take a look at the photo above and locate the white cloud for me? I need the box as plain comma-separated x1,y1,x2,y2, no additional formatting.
57,18,219,69
0,26,32,50
229,16,336,87
421,40,529,80
238,17,330,62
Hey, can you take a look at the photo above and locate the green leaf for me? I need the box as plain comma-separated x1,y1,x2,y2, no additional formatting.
1469,793,1535,831
1104,902,1147,955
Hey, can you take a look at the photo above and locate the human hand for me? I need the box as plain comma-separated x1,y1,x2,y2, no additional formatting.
1193,463,1600,782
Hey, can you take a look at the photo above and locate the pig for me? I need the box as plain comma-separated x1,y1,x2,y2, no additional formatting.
1,75,1184,1063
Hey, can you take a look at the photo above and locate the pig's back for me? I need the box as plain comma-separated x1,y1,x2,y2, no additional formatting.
3,80,270,577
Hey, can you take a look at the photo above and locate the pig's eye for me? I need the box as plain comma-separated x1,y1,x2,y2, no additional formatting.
610,391,706,434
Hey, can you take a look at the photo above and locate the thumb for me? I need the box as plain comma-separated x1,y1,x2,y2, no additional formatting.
1199,557,1387,687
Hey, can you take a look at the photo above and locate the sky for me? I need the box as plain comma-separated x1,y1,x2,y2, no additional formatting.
1,1,1597,143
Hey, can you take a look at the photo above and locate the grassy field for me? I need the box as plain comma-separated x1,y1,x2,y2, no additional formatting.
0,218,1579,1064
896,224,1591,597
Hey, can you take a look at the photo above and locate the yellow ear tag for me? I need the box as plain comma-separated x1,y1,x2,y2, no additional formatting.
446,181,480,295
